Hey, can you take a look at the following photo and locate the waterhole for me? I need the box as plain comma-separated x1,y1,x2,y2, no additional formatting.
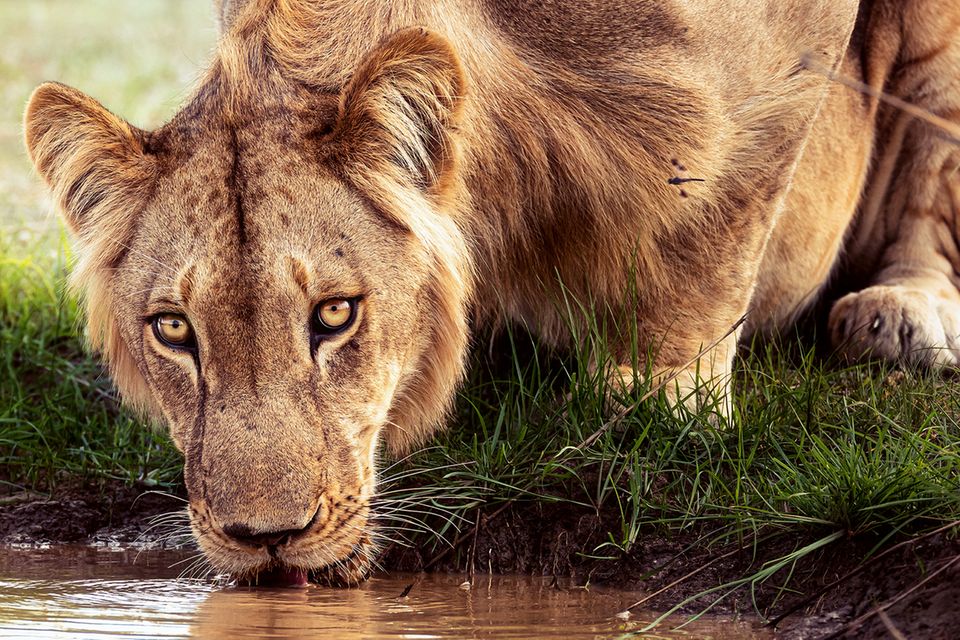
0,546,767,639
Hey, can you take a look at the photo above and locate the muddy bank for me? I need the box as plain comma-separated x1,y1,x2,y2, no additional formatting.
0,481,957,639
0,481,188,548
385,501,960,639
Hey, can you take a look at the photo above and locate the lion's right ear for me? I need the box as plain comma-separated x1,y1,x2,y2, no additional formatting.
332,28,466,197
24,82,154,249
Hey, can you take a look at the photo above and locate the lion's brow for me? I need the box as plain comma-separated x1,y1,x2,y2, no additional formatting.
177,264,197,307
287,256,311,298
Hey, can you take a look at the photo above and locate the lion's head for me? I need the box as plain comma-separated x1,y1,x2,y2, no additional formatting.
24,26,471,584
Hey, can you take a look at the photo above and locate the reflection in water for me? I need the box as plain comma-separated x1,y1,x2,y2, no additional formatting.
0,546,767,639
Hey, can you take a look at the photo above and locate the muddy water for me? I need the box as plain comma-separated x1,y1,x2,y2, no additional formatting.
0,546,767,639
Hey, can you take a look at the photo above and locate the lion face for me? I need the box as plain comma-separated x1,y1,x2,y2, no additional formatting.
122,134,424,579
24,28,472,582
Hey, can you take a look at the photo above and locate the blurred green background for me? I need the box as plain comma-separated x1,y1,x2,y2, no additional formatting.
0,0,215,249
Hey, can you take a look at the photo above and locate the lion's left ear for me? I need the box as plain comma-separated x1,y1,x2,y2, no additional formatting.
333,27,466,194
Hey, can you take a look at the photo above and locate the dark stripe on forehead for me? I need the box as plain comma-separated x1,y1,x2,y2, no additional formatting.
227,127,248,246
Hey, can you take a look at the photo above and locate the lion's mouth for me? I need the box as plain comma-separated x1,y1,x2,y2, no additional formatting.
235,539,372,588
196,494,375,588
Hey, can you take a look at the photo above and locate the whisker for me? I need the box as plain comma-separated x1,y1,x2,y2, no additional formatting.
378,461,477,485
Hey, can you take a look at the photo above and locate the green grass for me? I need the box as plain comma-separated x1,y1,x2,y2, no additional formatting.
0,233,182,488
388,322,960,541
2,0,960,626
372,323,960,624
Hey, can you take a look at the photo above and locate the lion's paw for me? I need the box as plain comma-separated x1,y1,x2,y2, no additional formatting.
829,285,960,367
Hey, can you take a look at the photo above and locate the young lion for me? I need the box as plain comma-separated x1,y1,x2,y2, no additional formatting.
24,0,960,584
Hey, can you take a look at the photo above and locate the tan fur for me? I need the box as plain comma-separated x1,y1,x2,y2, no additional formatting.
24,0,960,581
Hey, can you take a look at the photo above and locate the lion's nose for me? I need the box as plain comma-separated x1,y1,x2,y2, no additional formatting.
222,522,308,547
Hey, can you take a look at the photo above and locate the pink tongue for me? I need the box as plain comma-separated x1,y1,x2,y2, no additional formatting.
242,567,309,588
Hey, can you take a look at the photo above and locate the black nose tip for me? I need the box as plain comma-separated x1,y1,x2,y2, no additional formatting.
222,523,305,547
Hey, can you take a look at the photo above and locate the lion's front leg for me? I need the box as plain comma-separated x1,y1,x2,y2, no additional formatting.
607,328,740,420
830,179,960,367
602,218,768,423
608,162,833,420
830,1,960,367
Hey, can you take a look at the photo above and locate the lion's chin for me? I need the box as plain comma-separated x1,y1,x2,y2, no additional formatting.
239,565,310,588
309,546,373,588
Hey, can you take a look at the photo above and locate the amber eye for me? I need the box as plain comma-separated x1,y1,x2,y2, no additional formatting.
152,314,195,349
315,298,356,332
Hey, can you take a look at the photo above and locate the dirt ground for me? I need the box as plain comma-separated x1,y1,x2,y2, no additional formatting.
0,482,957,639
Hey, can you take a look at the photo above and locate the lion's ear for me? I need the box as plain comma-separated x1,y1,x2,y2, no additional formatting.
334,27,465,193
24,82,154,250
